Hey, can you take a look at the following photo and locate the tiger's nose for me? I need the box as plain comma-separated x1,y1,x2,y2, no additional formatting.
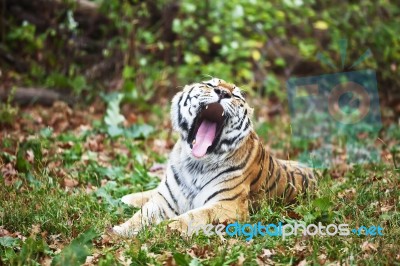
214,88,231,99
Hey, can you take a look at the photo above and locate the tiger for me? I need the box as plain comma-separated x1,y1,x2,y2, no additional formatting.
112,78,316,237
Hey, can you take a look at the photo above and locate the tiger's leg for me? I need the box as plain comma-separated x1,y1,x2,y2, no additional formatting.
168,197,249,234
112,209,145,237
121,188,157,208
113,192,177,237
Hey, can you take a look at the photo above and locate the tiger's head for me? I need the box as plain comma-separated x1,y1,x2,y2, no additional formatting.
171,78,254,158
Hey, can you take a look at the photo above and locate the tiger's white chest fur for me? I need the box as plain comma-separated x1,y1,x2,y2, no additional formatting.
157,139,248,215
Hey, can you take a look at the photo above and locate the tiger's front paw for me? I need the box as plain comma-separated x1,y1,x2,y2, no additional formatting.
112,215,144,237
112,224,139,237
112,224,140,237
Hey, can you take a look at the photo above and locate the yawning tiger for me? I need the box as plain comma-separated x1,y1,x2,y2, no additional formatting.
113,78,316,236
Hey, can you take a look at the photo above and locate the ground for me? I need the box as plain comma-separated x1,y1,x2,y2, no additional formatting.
0,97,399,265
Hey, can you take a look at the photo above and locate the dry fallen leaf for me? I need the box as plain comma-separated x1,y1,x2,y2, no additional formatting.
84,253,101,265
63,178,79,188
260,248,275,259
163,253,175,266
26,149,35,163
1,163,19,185
380,205,394,212
0,226,11,237
292,241,307,254
115,247,133,266
256,257,274,266
31,224,41,237
187,244,214,259
286,210,302,219
361,241,378,252
318,253,327,264
257,249,276,265
338,188,356,200
237,253,246,266
126,113,137,126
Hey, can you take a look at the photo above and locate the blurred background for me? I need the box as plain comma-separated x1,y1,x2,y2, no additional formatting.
1,0,399,118
0,0,399,164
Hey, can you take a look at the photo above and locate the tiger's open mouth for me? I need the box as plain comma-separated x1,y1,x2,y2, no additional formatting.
188,102,226,158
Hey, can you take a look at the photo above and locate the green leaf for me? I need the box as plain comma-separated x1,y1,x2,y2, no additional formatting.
16,147,30,173
274,57,286,67
94,166,124,180
19,237,50,263
106,125,124,138
172,18,182,33
313,197,333,211
122,66,135,79
70,75,87,94
0,237,20,248
125,124,154,139
303,213,316,223
51,228,98,266
173,253,190,266
39,127,53,138
104,93,125,128
122,80,138,100
15,139,42,173
189,258,203,266
44,73,70,89
95,184,120,207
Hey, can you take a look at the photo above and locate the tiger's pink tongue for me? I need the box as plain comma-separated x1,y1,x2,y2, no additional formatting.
192,120,217,158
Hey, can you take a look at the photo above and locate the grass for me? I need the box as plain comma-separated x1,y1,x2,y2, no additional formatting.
0,101,399,265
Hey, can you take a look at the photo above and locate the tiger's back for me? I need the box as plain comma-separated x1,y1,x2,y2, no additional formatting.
239,131,316,206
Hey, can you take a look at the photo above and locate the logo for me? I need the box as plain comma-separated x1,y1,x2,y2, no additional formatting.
187,220,384,241
287,39,382,168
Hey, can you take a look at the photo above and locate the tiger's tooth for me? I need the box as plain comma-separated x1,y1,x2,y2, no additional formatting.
222,111,224,116
206,105,208,109
192,139,196,144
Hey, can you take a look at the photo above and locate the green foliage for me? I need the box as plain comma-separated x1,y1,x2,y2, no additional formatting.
103,93,126,135
3,0,399,101
0,236,51,265
173,252,191,265
0,87,18,125
51,228,98,266
103,92,154,138
0,237,20,248
98,253,121,266
16,139,43,173
6,21,44,52
0,113,398,264
98,0,399,100
45,73,89,95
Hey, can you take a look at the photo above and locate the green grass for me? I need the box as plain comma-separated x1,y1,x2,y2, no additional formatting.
0,105,399,265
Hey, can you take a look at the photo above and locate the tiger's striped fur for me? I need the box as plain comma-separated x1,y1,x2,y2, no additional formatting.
113,78,316,236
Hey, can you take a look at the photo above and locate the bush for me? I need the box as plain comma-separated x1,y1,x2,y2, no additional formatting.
2,0,399,102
